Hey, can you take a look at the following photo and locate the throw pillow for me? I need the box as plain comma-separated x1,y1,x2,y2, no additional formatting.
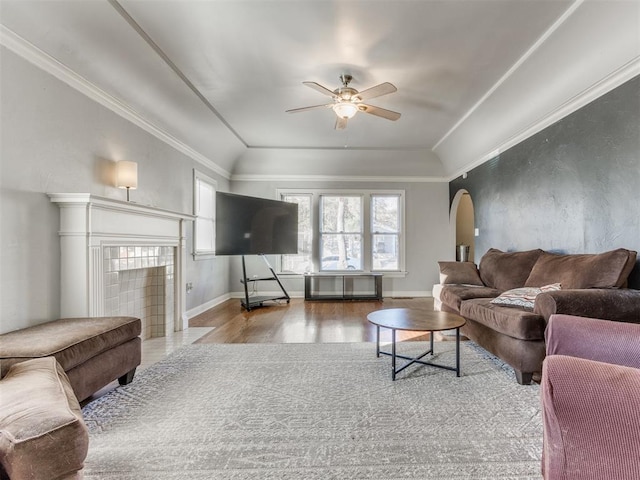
490,283,561,309
524,249,635,289
478,248,544,291
438,261,484,286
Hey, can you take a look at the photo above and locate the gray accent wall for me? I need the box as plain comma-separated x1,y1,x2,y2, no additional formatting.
0,48,231,333
450,75,640,288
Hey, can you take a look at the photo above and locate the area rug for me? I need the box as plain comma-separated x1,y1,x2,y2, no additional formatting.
81,342,542,479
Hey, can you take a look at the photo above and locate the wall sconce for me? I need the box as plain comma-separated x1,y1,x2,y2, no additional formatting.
115,161,138,201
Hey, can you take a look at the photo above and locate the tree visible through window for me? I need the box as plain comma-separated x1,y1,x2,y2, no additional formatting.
193,170,217,257
281,194,312,273
279,189,404,273
320,195,362,271
371,195,400,270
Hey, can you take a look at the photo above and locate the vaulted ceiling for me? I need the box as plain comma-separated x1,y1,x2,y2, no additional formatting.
1,1,638,179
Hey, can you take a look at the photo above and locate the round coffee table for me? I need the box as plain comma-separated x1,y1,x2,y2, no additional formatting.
367,308,466,380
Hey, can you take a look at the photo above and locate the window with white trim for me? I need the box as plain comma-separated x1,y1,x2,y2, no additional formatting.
320,195,363,271
371,194,401,271
279,189,404,274
281,194,312,273
193,170,217,257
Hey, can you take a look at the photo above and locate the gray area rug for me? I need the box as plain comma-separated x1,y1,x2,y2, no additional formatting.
82,342,542,479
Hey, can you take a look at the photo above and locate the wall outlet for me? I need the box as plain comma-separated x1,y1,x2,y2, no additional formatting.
186,282,193,294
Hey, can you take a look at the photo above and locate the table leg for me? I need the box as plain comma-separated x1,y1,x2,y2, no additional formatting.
376,325,380,358
392,328,396,381
456,327,461,377
430,329,434,355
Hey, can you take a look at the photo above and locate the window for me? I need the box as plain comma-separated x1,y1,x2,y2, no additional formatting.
281,194,312,273
193,170,217,257
320,195,362,271
371,194,401,271
279,189,405,274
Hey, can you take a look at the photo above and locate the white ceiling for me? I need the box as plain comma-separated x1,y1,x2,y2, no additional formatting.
1,0,639,179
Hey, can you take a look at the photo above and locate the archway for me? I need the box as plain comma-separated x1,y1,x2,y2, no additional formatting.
450,190,475,263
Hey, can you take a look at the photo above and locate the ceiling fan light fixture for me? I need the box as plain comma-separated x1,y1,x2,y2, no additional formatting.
333,102,358,119
289,76,400,127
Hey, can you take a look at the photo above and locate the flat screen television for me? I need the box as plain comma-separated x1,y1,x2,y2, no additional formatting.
215,192,299,256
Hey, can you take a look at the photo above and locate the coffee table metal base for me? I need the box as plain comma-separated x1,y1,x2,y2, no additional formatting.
375,326,462,380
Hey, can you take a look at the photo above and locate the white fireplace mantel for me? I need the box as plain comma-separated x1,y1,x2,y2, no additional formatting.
49,193,195,332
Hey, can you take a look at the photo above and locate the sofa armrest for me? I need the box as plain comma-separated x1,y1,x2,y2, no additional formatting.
0,357,89,480
534,288,640,323
545,314,640,368
542,355,640,480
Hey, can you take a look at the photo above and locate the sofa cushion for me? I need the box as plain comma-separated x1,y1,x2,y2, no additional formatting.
491,283,562,309
438,261,484,285
0,357,89,480
479,248,544,291
460,298,546,341
525,249,637,289
616,250,638,288
0,316,141,378
440,285,502,312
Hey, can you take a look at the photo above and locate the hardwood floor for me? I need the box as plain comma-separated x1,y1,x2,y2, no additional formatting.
190,297,436,344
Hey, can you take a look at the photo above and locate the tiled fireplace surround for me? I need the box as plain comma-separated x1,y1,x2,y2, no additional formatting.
49,194,193,338
103,246,174,339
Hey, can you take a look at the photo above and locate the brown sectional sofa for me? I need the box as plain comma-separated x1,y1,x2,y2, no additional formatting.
434,248,640,384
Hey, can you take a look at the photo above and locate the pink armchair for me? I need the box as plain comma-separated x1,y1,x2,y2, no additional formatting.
541,314,640,480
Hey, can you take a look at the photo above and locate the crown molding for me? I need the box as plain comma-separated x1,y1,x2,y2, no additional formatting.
447,56,640,182
231,174,448,183
0,25,231,180
246,145,432,152
434,0,584,151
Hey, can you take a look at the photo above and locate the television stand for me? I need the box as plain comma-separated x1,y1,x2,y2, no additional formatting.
240,255,290,311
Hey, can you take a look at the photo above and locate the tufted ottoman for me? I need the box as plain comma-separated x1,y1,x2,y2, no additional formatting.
0,357,89,480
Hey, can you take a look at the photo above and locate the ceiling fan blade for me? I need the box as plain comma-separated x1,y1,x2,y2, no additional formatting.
286,104,332,114
303,81,337,97
355,82,397,101
335,116,348,130
359,104,401,121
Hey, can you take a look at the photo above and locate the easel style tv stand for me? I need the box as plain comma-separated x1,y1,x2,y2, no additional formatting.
240,255,290,311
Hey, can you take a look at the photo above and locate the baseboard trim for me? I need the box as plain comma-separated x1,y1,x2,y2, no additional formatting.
185,293,232,320
183,290,433,327
229,291,305,299
229,290,432,299
386,290,432,298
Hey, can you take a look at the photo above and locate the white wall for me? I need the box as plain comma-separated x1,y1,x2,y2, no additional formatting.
228,179,451,298
0,48,232,333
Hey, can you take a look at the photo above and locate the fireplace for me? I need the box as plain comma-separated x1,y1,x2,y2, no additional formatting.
49,194,194,337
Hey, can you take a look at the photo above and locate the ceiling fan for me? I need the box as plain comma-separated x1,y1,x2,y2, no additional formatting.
286,74,401,129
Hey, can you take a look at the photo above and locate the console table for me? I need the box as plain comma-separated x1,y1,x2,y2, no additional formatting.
304,273,383,301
